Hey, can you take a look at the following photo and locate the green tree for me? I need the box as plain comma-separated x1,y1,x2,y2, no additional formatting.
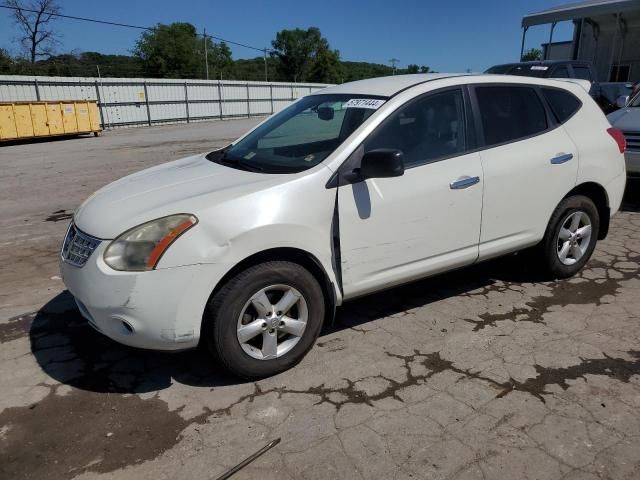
521,48,542,62
133,22,232,79
0,48,13,73
407,64,419,74
308,46,343,83
419,65,431,73
134,23,200,77
206,40,233,79
271,27,341,82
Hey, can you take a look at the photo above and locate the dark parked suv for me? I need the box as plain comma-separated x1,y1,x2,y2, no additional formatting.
486,60,597,82
486,61,619,113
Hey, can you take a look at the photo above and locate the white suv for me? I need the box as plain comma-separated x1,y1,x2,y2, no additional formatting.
61,74,627,378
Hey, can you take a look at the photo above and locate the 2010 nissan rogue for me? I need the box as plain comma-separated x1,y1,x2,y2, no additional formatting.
60,73,627,378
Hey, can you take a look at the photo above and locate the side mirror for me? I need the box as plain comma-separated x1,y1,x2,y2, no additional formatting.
317,107,334,121
616,95,629,108
359,149,405,180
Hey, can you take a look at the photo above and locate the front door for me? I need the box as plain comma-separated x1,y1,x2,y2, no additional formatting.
338,88,484,298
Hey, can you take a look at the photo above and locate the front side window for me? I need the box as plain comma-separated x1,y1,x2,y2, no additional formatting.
210,94,385,173
475,86,548,147
364,89,467,168
542,88,581,123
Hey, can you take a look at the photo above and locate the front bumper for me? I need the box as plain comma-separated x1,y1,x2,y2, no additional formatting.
625,150,640,176
60,240,227,351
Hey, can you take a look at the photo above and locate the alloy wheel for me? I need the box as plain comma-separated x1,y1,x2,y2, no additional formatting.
236,284,308,360
556,210,593,266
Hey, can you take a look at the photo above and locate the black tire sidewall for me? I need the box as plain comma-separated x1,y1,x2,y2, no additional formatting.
206,261,324,379
543,195,600,278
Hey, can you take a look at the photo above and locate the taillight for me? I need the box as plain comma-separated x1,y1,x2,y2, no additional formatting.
607,128,626,154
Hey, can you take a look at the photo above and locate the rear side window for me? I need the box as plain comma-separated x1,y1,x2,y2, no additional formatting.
475,86,548,147
541,88,582,123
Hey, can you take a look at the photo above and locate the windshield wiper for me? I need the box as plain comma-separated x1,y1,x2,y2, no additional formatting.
208,150,262,172
235,158,265,172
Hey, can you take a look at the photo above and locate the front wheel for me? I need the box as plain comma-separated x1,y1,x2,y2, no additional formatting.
204,261,325,379
540,195,600,279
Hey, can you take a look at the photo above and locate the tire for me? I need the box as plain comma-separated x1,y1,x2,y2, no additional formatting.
540,195,600,279
204,261,325,379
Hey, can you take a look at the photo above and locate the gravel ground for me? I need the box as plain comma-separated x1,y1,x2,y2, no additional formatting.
1,120,640,480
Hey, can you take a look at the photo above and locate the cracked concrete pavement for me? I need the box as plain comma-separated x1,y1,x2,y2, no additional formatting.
1,119,640,479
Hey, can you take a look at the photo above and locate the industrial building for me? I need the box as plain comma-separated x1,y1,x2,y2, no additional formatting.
521,0,640,82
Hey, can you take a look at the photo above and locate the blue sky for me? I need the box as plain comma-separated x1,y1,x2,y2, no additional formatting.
0,0,575,72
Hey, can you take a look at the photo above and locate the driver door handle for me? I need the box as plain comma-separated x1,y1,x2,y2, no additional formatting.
450,176,480,190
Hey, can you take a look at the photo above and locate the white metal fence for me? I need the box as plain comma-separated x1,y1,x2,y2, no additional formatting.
0,75,330,129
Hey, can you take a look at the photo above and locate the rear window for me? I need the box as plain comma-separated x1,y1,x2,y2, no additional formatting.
507,65,550,78
542,88,582,123
475,86,548,147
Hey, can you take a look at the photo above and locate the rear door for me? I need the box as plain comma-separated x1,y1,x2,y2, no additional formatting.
471,84,578,260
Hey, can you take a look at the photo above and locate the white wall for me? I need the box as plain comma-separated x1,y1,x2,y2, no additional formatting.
0,76,331,128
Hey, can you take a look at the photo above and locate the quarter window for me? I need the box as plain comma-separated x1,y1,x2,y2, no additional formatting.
364,89,467,168
475,86,548,147
541,88,581,123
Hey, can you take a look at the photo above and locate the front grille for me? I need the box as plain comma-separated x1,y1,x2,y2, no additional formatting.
624,131,640,152
61,223,101,267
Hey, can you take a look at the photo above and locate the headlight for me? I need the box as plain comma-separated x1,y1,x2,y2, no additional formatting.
104,214,198,271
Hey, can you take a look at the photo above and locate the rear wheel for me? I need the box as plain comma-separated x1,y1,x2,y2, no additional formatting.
540,195,599,279
204,261,324,379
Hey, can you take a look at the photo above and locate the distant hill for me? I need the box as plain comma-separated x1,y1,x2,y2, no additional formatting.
0,51,428,82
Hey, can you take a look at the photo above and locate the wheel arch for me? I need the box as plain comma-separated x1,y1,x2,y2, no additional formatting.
564,182,610,239
202,247,338,341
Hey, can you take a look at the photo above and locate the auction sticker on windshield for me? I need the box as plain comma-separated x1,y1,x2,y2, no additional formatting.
344,99,386,109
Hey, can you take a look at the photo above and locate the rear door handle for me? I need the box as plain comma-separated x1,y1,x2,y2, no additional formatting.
550,153,574,164
450,176,480,190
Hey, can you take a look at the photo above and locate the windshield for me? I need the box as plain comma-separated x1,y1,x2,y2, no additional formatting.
208,94,386,173
599,83,632,104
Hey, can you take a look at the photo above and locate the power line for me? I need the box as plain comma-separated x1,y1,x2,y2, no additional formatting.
0,4,270,53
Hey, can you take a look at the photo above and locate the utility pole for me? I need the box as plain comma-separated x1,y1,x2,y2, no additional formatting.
389,58,399,75
263,48,268,82
204,28,209,80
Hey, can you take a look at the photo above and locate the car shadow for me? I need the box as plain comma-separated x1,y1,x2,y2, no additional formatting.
330,253,544,333
30,254,540,394
621,177,640,212
29,293,245,394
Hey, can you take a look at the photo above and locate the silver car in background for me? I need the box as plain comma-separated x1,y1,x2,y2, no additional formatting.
608,91,640,176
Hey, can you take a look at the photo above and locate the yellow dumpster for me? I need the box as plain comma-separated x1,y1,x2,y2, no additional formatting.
0,100,102,141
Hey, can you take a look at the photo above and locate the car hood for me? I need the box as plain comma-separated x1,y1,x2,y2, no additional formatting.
74,153,291,239
607,108,640,131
